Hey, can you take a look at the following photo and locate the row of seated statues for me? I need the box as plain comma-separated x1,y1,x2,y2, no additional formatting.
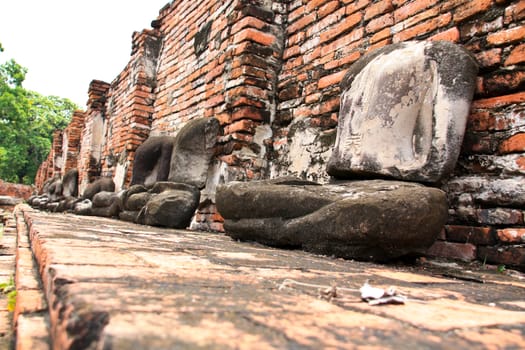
29,41,478,262
29,117,219,229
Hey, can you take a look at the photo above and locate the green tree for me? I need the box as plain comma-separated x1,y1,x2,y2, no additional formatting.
0,44,77,184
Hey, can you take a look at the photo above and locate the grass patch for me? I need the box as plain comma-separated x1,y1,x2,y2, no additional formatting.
0,276,16,312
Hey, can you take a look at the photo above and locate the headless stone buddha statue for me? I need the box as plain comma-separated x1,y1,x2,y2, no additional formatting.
216,41,478,261
120,117,219,228
327,41,478,183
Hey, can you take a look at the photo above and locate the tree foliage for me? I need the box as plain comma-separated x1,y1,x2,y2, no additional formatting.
0,45,78,184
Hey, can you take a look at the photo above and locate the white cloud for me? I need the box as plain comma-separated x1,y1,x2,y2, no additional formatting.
0,0,169,107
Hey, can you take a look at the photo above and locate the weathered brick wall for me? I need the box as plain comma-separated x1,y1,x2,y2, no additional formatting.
36,0,524,266
35,110,85,191
34,129,64,191
272,0,525,265
61,111,86,174
51,130,63,177
442,1,525,265
97,29,162,191
77,80,110,192
152,0,286,230
0,180,33,200
34,158,50,191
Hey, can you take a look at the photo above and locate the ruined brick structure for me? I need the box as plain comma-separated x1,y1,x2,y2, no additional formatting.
34,111,86,186
34,129,63,186
35,0,525,267
0,180,33,200
77,80,110,190
61,111,86,174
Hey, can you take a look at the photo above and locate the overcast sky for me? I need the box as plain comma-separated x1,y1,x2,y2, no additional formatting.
0,0,169,107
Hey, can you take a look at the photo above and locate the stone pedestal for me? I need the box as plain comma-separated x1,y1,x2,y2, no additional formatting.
217,178,447,261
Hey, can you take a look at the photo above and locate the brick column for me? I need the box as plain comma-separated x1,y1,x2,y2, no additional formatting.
61,110,86,174
99,29,161,190
77,80,110,192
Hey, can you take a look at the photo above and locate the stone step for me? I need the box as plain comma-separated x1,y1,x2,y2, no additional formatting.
10,204,525,349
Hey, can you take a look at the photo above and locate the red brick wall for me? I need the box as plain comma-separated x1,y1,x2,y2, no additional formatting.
95,29,162,191
34,159,49,191
152,0,285,230
0,180,33,200
153,0,282,175
443,0,525,266
35,0,524,266
73,30,162,194
34,130,63,191
61,111,86,174
273,0,525,266
34,110,85,192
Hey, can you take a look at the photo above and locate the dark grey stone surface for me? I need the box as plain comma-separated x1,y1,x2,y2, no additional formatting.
31,196,49,209
138,186,200,228
130,136,175,187
118,210,139,223
82,178,115,200
62,169,79,198
121,185,148,210
125,192,152,212
92,204,120,218
217,179,448,261
148,181,198,194
91,191,123,218
74,199,92,216
92,191,119,208
41,175,60,196
167,117,219,188
47,178,63,202
0,195,22,206
216,177,326,220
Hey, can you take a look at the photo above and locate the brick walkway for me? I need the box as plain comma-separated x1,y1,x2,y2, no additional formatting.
4,204,525,349
0,209,16,348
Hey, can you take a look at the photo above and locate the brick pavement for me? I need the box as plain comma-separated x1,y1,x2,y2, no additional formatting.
0,208,16,348
6,204,525,349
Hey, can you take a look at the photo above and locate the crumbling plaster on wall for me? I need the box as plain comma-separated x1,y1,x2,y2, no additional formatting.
269,117,335,183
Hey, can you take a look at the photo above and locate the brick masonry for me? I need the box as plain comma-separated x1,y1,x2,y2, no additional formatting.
0,181,33,201
77,80,110,192
7,204,525,348
61,111,85,175
35,0,525,268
